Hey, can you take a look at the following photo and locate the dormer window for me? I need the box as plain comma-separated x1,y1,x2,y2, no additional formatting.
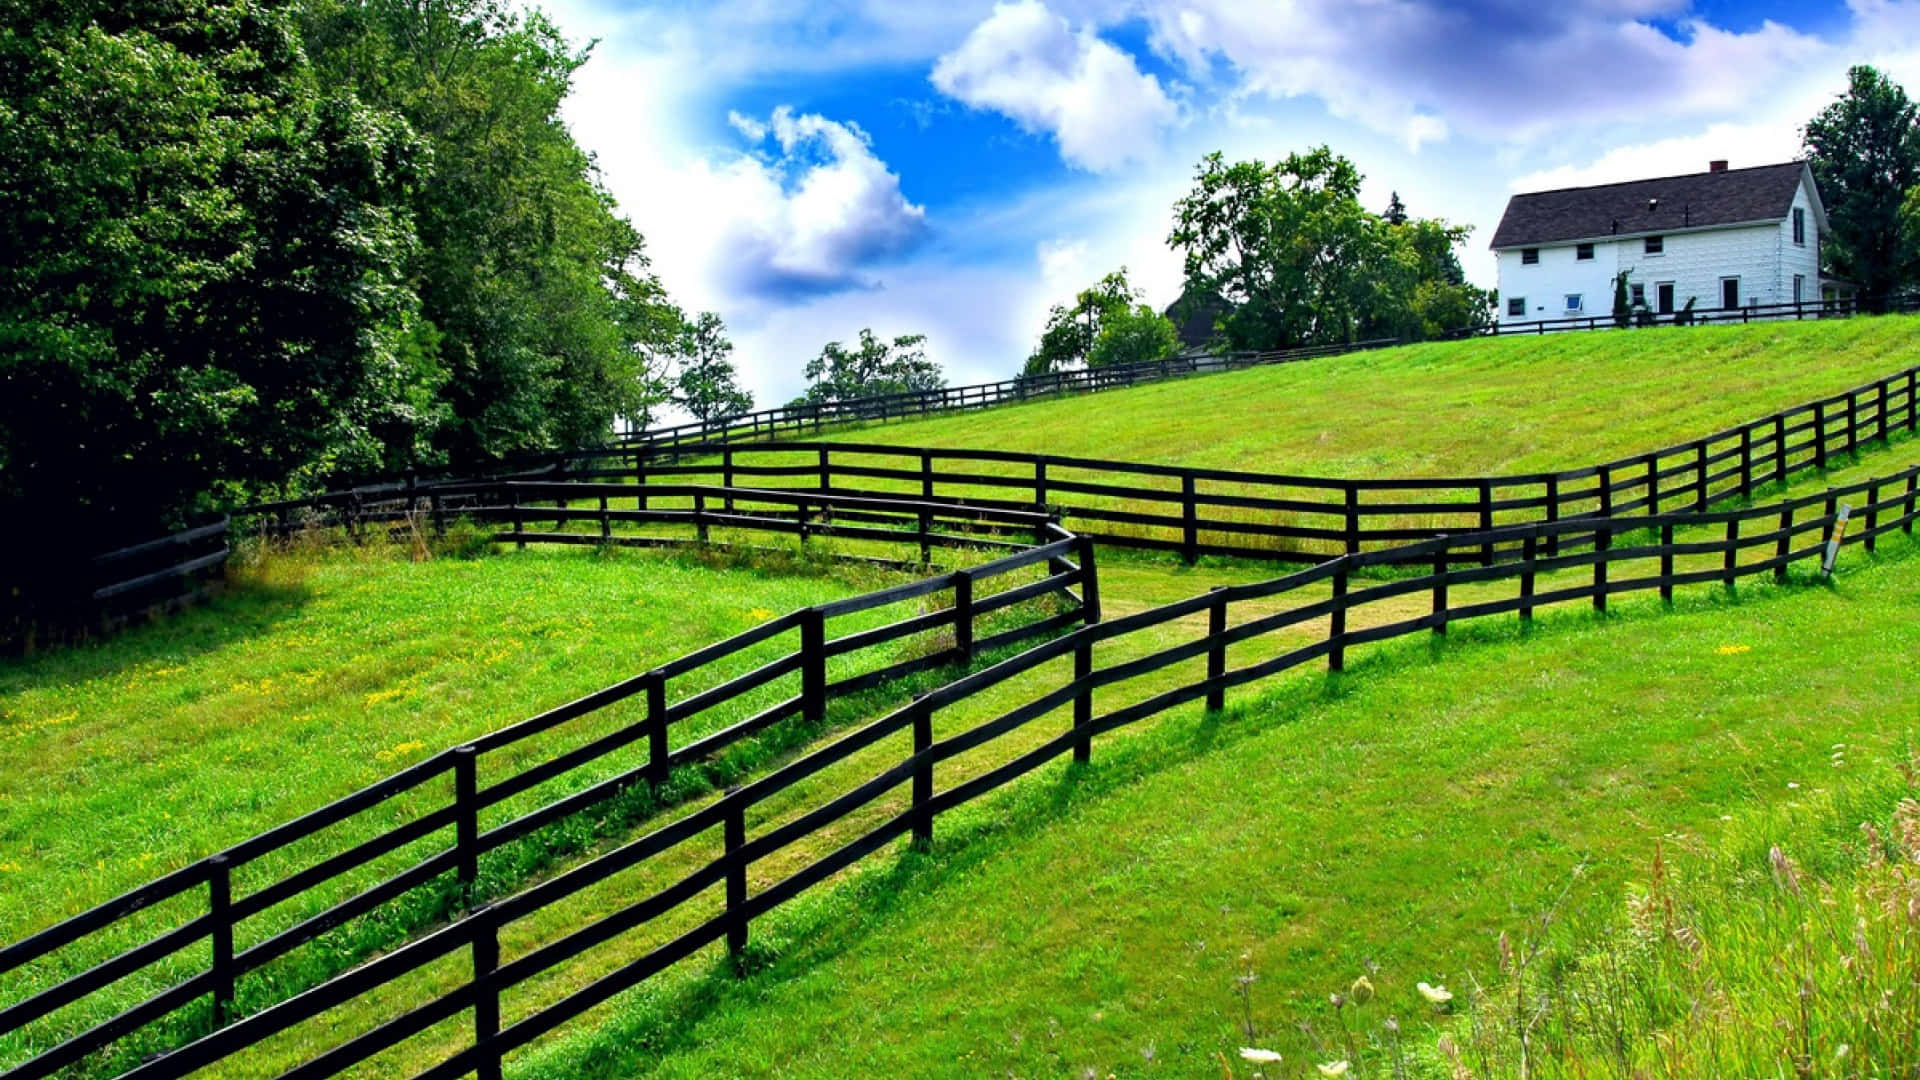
1644,235,1664,255
1521,248,1539,265
1576,243,1594,260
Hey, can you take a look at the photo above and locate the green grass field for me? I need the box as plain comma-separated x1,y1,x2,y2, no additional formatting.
501,531,1920,1080
812,316,1920,477
9,318,1920,1078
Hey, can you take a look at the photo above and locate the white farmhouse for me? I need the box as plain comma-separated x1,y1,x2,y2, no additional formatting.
1491,160,1835,326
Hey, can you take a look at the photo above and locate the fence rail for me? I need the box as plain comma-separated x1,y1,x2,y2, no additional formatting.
0,489,1097,1080
1487,293,1920,337
582,359,1920,564
25,458,1912,1080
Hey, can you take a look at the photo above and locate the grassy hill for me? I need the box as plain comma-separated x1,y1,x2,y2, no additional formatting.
509,532,1920,1080
809,317,1920,477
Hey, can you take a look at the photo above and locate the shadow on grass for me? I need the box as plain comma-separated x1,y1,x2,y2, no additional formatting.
512,546,1910,1079
0,576,316,686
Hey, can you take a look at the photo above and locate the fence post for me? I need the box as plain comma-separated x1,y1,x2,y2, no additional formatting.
1723,518,1739,590
921,451,934,501
1478,482,1494,565
1659,523,1675,604
1077,535,1102,624
599,494,610,543
1182,474,1199,565
646,674,669,788
1910,370,1918,433
1343,484,1360,556
917,502,933,566
1519,532,1537,623
1034,460,1048,511
1739,427,1753,500
912,698,933,846
817,447,830,493
723,447,735,511
1073,637,1092,763
1878,380,1890,444
1645,454,1660,515
1814,402,1828,471
209,854,235,1028
1847,391,1859,456
471,907,502,1080
1776,504,1793,582
1865,481,1880,553
1431,548,1448,636
1593,524,1611,613
1205,586,1228,712
1693,440,1708,510
801,608,827,725
952,570,974,665
1598,464,1613,517
694,492,709,544
509,487,525,550
1906,473,1918,535
1774,413,1788,485
454,745,479,905
725,804,747,960
1543,476,1560,557
636,450,649,513
1329,566,1349,671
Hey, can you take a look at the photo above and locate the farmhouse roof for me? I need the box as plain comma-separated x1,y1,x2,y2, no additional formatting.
1490,161,1815,250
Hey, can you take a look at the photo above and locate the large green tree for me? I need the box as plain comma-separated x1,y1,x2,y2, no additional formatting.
299,0,685,460
1023,268,1179,375
1804,65,1920,304
674,312,754,423
1169,149,1485,349
0,0,439,551
798,330,945,405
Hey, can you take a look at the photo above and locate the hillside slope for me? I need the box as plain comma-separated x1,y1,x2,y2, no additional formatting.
513,533,1920,1079
811,316,1920,478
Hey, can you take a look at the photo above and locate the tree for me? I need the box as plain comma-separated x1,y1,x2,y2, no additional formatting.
673,313,753,423
1383,191,1408,226
0,0,440,552
1024,269,1179,375
800,330,945,405
1170,148,1398,350
300,0,687,462
1804,65,1920,304
1170,149,1489,349
1612,270,1633,329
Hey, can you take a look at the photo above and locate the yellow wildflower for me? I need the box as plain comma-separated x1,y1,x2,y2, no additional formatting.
1715,644,1752,656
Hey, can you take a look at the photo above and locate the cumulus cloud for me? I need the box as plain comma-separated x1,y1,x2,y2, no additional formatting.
932,0,1180,172
708,107,930,300
1138,0,1830,149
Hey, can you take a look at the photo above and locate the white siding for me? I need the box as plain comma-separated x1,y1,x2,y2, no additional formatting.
1494,171,1827,324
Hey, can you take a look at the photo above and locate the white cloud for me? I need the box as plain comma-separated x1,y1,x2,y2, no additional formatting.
1138,1,1830,148
716,107,930,299
932,0,1180,172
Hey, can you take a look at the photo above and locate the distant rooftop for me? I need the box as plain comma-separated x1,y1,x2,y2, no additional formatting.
1490,161,1811,250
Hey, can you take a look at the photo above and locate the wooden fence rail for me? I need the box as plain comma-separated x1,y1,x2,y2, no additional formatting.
585,360,1920,564
0,491,1097,1080
12,460,1914,1080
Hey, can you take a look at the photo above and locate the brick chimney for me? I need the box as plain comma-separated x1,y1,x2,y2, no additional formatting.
1709,160,1729,173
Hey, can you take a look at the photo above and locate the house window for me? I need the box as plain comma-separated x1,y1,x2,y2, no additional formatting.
1508,296,1526,317
1721,277,1740,309
1630,283,1646,308
1576,243,1594,260
1521,248,1539,265
1794,274,1805,303
1565,294,1584,312
1644,235,1664,254
1793,207,1806,246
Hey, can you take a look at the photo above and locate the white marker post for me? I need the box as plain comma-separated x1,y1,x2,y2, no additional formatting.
1822,503,1852,576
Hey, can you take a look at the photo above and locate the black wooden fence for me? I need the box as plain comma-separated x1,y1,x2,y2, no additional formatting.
600,361,1920,563
1,518,231,651
20,461,1910,1080
0,493,1097,1080
619,338,1404,452
1487,293,1920,337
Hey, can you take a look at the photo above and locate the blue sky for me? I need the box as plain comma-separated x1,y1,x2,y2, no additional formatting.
544,0,1920,407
